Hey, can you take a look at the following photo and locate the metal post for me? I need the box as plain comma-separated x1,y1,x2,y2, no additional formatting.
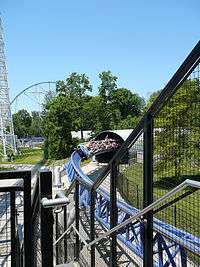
75,179,80,261
136,185,139,208
143,114,153,267
110,162,118,267
173,205,177,227
23,172,32,267
64,205,68,262
90,189,95,267
55,213,59,264
11,191,16,267
40,170,53,267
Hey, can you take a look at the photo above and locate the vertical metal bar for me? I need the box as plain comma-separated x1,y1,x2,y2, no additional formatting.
23,172,32,267
75,179,80,261
110,162,118,267
90,189,95,267
136,185,139,208
63,205,68,262
55,213,59,264
40,170,53,267
173,205,177,227
143,114,153,267
11,191,16,267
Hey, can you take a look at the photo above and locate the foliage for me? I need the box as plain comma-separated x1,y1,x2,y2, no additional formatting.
114,115,139,129
109,88,145,119
98,71,118,130
13,109,43,137
145,90,161,110
54,70,145,135
13,109,32,137
29,111,42,136
0,147,43,164
42,95,73,159
56,72,92,138
154,79,200,179
13,71,146,160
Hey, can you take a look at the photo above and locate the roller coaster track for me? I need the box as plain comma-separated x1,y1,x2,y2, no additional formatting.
65,150,200,266
10,81,56,105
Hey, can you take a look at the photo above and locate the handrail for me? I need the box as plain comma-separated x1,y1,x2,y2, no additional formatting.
53,224,88,247
41,191,69,208
86,179,200,247
92,40,200,190
64,178,76,197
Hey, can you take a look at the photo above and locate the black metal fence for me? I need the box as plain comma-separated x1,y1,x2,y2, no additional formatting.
113,42,200,266
51,41,200,267
1,41,200,267
0,169,53,267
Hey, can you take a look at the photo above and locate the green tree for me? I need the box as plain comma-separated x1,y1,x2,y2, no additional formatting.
82,96,102,132
13,109,32,137
42,95,73,159
56,72,92,138
29,111,42,137
115,115,138,130
109,88,145,129
154,79,200,180
98,71,118,130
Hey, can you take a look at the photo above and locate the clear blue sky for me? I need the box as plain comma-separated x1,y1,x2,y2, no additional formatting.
1,0,200,102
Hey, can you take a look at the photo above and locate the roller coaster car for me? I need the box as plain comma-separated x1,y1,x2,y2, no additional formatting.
94,131,129,164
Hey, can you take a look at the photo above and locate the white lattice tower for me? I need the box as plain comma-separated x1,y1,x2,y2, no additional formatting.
0,17,16,160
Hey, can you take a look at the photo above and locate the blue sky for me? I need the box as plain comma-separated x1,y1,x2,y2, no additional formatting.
1,0,200,104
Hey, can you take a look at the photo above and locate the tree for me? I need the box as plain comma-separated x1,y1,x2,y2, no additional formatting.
56,72,92,138
42,95,73,159
154,79,200,180
98,71,118,130
29,111,43,137
114,115,139,130
13,109,32,137
109,88,145,119
82,96,101,132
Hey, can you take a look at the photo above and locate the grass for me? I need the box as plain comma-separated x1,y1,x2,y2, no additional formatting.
0,147,44,165
43,157,70,167
0,167,15,171
117,162,200,240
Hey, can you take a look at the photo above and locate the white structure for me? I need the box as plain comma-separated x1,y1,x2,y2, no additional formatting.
0,17,16,160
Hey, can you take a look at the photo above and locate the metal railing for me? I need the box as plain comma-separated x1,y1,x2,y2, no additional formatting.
1,41,200,267
58,41,200,267
0,169,55,267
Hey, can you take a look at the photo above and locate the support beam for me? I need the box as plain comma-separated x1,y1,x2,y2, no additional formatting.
143,114,153,267
110,162,118,267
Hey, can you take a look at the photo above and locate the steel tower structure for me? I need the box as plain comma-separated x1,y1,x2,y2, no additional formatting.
0,17,16,160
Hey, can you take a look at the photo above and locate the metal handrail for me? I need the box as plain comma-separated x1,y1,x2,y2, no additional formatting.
41,191,69,208
91,41,200,191
64,178,76,197
59,179,199,249
87,179,200,247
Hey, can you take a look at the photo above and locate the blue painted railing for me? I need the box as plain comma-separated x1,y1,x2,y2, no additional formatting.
65,149,200,267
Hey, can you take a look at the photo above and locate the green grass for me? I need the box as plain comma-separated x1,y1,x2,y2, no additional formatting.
43,157,70,167
117,162,200,239
0,167,15,171
0,147,44,165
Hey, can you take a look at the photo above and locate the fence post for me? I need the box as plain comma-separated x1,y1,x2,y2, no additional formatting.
11,191,16,267
40,170,53,267
55,212,59,264
23,171,32,267
90,188,95,267
110,162,118,267
143,114,153,267
75,179,80,261
64,205,68,262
